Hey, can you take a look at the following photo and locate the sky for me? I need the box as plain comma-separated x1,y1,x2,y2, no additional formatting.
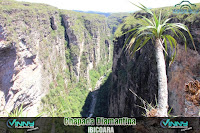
15,0,200,13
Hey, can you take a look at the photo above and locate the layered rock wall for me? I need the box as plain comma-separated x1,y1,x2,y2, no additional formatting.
61,11,111,84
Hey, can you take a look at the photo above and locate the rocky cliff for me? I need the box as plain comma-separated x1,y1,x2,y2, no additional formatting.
109,6,200,117
61,10,112,84
0,0,67,116
0,0,112,116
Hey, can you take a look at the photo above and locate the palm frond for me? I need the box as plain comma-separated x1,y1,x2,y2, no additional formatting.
122,27,138,36
137,32,153,38
166,23,196,51
130,2,153,15
128,36,143,55
163,36,168,57
142,16,155,26
185,26,196,51
158,11,162,26
126,37,136,53
153,12,159,28
126,27,154,55
136,37,151,52
123,30,137,52
165,35,177,63
162,18,171,26
172,28,187,51
158,38,168,55
137,18,150,26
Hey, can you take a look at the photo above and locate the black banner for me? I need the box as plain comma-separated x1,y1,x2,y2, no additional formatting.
0,117,199,133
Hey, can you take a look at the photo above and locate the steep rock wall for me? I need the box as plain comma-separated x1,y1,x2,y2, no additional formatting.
0,1,66,116
61,11,112,84
109,8,200,117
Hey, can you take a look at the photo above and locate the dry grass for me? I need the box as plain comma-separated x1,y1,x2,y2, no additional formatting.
185,80,200,106
129,89,158,117
146,108,157,117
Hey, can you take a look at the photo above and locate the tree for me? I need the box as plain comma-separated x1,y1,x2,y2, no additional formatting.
124,3,196,117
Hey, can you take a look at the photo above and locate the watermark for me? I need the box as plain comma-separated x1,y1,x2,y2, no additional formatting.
173,0,199,14
64,117,136,133
96,117,136,126
160,119,192,131
64,117,95,126
6,119,39,132
64,117,136,126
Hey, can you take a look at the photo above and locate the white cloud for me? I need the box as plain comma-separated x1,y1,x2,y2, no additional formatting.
15,0,200,12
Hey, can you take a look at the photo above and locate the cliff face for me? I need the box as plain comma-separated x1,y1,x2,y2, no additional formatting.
61,11,111,84
109,35,158,117
0,0,112,116
0,1,67,116
109,8,200,117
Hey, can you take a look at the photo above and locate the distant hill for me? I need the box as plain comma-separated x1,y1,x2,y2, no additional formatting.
107,13,130,34
73,10,111,17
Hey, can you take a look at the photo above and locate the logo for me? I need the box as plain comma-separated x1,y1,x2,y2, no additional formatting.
160,119,192,131
6,119,39,131
173,0,199,14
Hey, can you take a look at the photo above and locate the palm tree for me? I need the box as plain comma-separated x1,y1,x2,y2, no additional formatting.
124,3,196,117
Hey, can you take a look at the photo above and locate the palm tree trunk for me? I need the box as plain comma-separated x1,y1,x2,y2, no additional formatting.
51,121,55,133
155,38,168,117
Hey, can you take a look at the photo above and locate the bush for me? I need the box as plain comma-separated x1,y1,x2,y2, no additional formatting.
89,69,100,89
41,73,90,117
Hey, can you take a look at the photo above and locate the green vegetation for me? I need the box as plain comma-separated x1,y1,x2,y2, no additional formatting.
60,9,107,43
3,104,43,117
0,0,58,13
80,70,112,117
41,74,67,116
0,0,64,46
7,104,25,117
80,53,88,76
89,61,111,89
89,69,100,89
41,73,90,117
70,44,80,55
65,48,72,64
93,72,112,117
107,13,130,34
